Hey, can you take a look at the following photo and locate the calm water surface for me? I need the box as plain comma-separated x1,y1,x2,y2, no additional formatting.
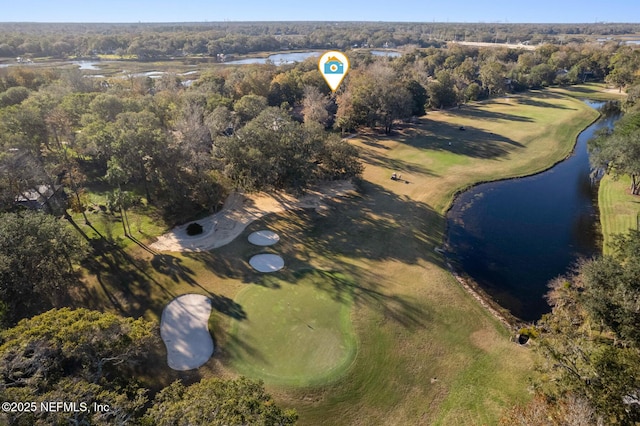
370,50,402,57
223,51,321,65
223,49,401,64
447,101,620,321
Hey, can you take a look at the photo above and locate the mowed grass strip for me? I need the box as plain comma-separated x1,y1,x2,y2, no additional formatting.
598,174,640,254
550,82,628,101
356,91,599,213
228,270,357,387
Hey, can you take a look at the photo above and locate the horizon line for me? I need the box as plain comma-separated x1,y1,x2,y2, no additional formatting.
1,20,639,25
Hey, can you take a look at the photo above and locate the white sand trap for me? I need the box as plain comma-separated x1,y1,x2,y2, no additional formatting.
248,230,280,246
249,253,285,272
160,294,214,371
150,180,356,252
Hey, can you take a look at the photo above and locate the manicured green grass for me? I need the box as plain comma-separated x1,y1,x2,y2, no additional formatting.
598,174,640,254
75,88,611,425
550,82,628,101
270,90,597,425
357,91,599,212
70,189,167,250
228,270,357,386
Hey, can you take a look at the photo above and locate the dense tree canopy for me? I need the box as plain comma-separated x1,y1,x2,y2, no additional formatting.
589,110,640,194
529,231,640,424
337,63,412,134
0,211,88,325
1,22,640,60
144,377,298,425
0,308,158,425
214,107,361,190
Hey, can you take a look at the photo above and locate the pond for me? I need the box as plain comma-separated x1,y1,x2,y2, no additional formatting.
1,50,403,72
222,49,402,65
72,61,101,70
223,51,321,65
370,50,402,57
446,101,621,322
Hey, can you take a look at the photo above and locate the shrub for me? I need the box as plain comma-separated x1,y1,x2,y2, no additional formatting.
186,222,203,236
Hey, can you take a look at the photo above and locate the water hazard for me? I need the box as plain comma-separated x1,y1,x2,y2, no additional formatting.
222,49,401,65
446,101,621,321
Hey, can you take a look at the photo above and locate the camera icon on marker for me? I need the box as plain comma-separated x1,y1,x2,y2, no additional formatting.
324,57,344,74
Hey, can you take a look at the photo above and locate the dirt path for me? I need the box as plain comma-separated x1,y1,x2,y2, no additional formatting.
150,180,356,252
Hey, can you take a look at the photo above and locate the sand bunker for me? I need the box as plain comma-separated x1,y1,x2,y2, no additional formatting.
160,294,214,371
151,180,355,252
248,230,280,246
249,254,285,272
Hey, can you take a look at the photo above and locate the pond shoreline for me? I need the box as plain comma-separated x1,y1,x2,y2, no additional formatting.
442,101,604,328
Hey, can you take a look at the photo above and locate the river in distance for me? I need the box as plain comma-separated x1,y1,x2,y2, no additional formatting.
446,101,621,322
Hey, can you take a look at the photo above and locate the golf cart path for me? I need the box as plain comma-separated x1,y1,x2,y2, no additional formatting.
150,180,355,252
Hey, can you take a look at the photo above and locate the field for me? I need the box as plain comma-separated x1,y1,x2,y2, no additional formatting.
76,90,601,425
598,175,640,254
550,82,628,101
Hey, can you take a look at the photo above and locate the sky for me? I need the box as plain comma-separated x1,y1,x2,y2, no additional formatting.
1,0,639,24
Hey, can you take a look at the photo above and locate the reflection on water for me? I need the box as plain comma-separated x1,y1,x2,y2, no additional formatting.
370,50,401,57
72,61,101,70
223,49,402,65
224,51,321,65
447,101,621,321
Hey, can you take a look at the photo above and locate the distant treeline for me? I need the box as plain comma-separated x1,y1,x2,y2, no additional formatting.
1,22,640,59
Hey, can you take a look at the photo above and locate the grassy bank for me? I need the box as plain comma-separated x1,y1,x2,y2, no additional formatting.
550,82,628,101
76,89,601,425
553,83,635,256
598,174,640,254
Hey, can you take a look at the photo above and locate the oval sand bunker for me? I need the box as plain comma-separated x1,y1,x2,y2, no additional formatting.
248,230,280,246
160,294,214,371
249,253,284,272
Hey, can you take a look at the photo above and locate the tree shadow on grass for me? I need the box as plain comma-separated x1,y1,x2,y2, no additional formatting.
68,216,247,321
151,254,247,320
310,269,430,330
182,250,258,284
304,181,445,266
214,326,270,367
515,97,576,110
357,148,439,177
187,180,446,275
454,104,535,123
151,254,198,285
79,243,175,317
185,180,444,330
360,138,392,150
390,120,525,159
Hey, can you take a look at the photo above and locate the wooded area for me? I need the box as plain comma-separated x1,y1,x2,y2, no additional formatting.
1,22,640,59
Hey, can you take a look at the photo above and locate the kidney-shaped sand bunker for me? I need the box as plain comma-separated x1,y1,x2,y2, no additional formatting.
160,294,214,371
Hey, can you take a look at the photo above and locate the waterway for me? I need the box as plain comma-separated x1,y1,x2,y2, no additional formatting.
223,51,322,65
223,49,401,65
0,50,402,72
446,101,621,322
